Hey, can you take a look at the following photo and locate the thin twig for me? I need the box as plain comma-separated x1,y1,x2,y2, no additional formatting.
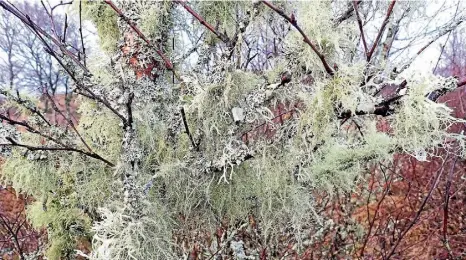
360,163,393,258
334,1,360,26
385,159,447,259
366,0,397,62
0,90,51,127
353,1,368,55
398,17,465,74
381,7,410,61
0,1,89,73
43,90,93,153
62,14,68,42
180,107,198,151
50,0,73,12
126,92,134,128
3,138,114,167
0,114,113,167
79,0,86,67
21,13,128,125
442,156,458,258
433,0,461,73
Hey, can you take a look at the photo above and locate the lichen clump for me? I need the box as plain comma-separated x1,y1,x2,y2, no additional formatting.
1,1,465,259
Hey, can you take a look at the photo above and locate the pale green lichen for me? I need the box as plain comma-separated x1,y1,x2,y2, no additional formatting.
2,2,465,259
28,200,91,260
284,1,358,76
139,3,172,39
91,200,175,260
78,1,119,52
392,73,463,157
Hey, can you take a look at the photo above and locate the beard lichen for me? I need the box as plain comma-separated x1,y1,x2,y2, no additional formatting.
2,1,466,259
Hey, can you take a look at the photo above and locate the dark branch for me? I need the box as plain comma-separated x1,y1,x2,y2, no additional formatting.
126,92,134,128
3,138,114,167
0,90,51,127
334,1,360,26
180,107,198,151
79,0,86,67
366,0,397,62
386,159,447,258
353,1,368,55
0,113,114,167
43,90,93,153
0,0,88,73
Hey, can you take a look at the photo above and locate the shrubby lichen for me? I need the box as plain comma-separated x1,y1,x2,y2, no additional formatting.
1,1,465,259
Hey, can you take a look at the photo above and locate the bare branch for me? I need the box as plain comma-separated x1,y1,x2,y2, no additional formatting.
61,14,68,43
78,0,86,67
353,1,368,55
382,7,410,60
0,0,88,73
334,1,360,26
398,15,466,74
0,89,51,127
43,90,93,153
180,107,198,151
366,0,397,62
442,157,458,258
50,0,73,13
386,159,447,258
0,113,114,166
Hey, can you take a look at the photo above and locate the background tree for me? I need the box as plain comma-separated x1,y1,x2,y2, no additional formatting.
0,1,84,94
435,28,466,78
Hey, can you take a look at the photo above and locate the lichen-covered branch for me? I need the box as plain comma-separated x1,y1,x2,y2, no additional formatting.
175,1,231,45
260,0,335,76
104,0,173,70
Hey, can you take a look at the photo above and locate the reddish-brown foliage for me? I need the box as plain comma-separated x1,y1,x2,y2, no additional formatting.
0,182,45,259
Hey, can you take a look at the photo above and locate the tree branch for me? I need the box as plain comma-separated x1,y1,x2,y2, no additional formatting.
0,0,89,73
174,1,231,45
22,15,128,125
0,89,51,127
399,15,466,74
334,1,360,26
0,113,114,167
442,156,458,255
366,0,397,62
353,1,368,55
78,0,87,67
104,0,173,70
180,107,198,151
3,138,114,167
43,90,93,153
260,0,335,76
